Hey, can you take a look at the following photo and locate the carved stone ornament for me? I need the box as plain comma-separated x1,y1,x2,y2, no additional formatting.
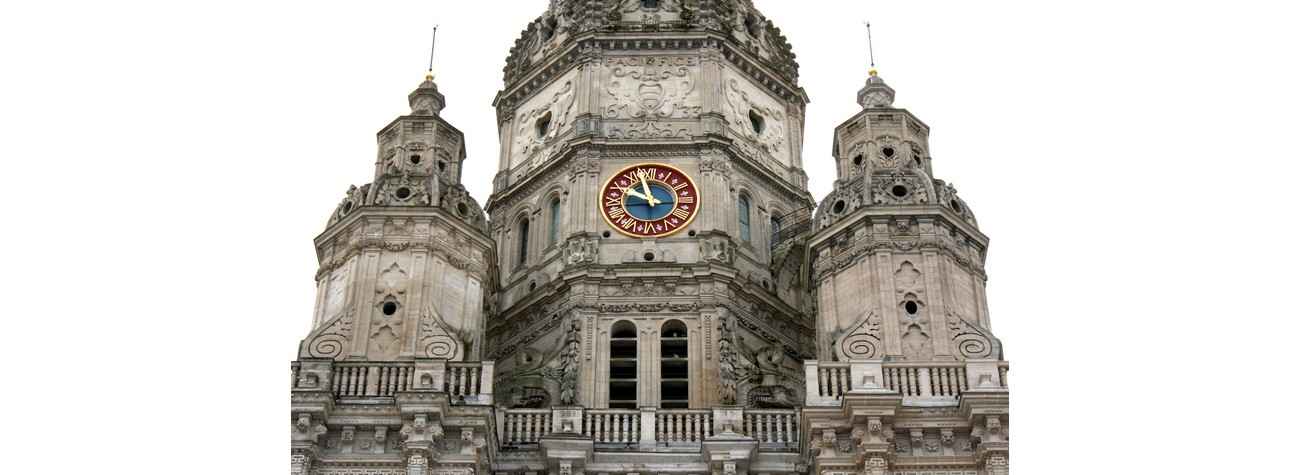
836,310,882,360
292,413,328,444
418,305,463,360
946,308,1001,360
604,56,700,120
374,176,433,207
305,307,355,360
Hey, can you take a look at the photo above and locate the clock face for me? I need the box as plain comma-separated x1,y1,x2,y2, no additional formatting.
600,163,700,238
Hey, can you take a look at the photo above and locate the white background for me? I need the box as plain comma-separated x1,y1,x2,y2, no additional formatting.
1,0,1298,472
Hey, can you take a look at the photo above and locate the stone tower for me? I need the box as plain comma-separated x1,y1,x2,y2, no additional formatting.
289,2,1010,474
290,74,499,475
801,70,1009,475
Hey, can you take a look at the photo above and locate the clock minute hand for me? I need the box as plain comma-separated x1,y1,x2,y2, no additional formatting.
638,173,661,207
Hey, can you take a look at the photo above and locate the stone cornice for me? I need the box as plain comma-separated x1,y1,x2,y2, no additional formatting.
495,34,804,121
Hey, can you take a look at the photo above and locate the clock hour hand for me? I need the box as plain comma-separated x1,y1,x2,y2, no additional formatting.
619,187,654,204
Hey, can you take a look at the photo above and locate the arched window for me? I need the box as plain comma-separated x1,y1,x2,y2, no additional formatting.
770,215,783,252
548,197,562,247
738,195,752,242
660,320,689,408
609,321,638,409
516,217,530,268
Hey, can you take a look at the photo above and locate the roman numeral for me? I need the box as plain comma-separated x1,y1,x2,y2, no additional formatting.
605,197,622,208
608,207,625,220
677,196,695,204
672,208,691,220
620,218,635,229
673,182,689,191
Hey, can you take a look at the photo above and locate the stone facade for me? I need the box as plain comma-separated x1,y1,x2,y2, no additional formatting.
290,1,1010,474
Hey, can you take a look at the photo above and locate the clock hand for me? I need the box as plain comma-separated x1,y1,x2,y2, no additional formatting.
638,172,661,207
619,187,653,203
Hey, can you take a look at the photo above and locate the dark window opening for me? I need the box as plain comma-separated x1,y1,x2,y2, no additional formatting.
610,321,639,409
517,218,530,267
660,320,689,409
891,185,909,198
409,154,422,165
832,200,846,214
905,301,919,315
395,187,412,200
748,110,765,134
535,111,553,138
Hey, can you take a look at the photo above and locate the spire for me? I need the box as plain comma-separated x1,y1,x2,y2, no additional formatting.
409,25,445,115
857,21,895,108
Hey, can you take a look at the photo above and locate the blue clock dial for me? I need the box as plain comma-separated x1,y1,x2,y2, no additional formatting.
624,183,676,220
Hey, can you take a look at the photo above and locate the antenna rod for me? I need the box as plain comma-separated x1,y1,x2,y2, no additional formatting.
864,21,876,70
427,25,439,76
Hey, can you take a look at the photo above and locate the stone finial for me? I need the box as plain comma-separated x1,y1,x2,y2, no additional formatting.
408,75,446,116
857,70,896,108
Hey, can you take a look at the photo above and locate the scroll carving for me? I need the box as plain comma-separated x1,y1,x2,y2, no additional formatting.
419,305,463,360
305,308,355,360
946,309,1001,360
837,310,883,360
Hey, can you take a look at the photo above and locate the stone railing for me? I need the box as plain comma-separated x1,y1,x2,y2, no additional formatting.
584,409,641,444
805,359,1009,406
290,359,494,405
742,409,799,448
445,361,494,405
655,409,713,445
498,407,799,452
501,408,553,447
331,362,414,398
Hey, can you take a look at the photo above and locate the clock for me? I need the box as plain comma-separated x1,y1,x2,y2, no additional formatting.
600,163,700,238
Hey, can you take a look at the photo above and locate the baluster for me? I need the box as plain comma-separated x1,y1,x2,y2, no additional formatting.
508,414,518,444
705,413,713,437
655,413,663,443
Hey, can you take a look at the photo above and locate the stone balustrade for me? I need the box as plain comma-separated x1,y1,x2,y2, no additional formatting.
291,359,494,405
498,407,799,452
502,408,553,447
655,409,713,445
584,409,640,444
805,359,1009,406
743,409,799,447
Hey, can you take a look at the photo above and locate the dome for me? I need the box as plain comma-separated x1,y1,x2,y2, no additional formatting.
501,0,799,87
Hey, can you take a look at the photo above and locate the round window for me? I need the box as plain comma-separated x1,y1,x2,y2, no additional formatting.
456,202,469,216
882,146,895,158
853,154,864,167
891,185,908,198
904,301,919,315
382,302,399,316
395,187,412,200
832,200,847,214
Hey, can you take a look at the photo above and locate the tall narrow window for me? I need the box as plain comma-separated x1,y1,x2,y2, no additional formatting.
517,218,530,268
548,197,562,247
660,320,689,409
738,195,752,242
770,216,782,252
609,321,638,409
